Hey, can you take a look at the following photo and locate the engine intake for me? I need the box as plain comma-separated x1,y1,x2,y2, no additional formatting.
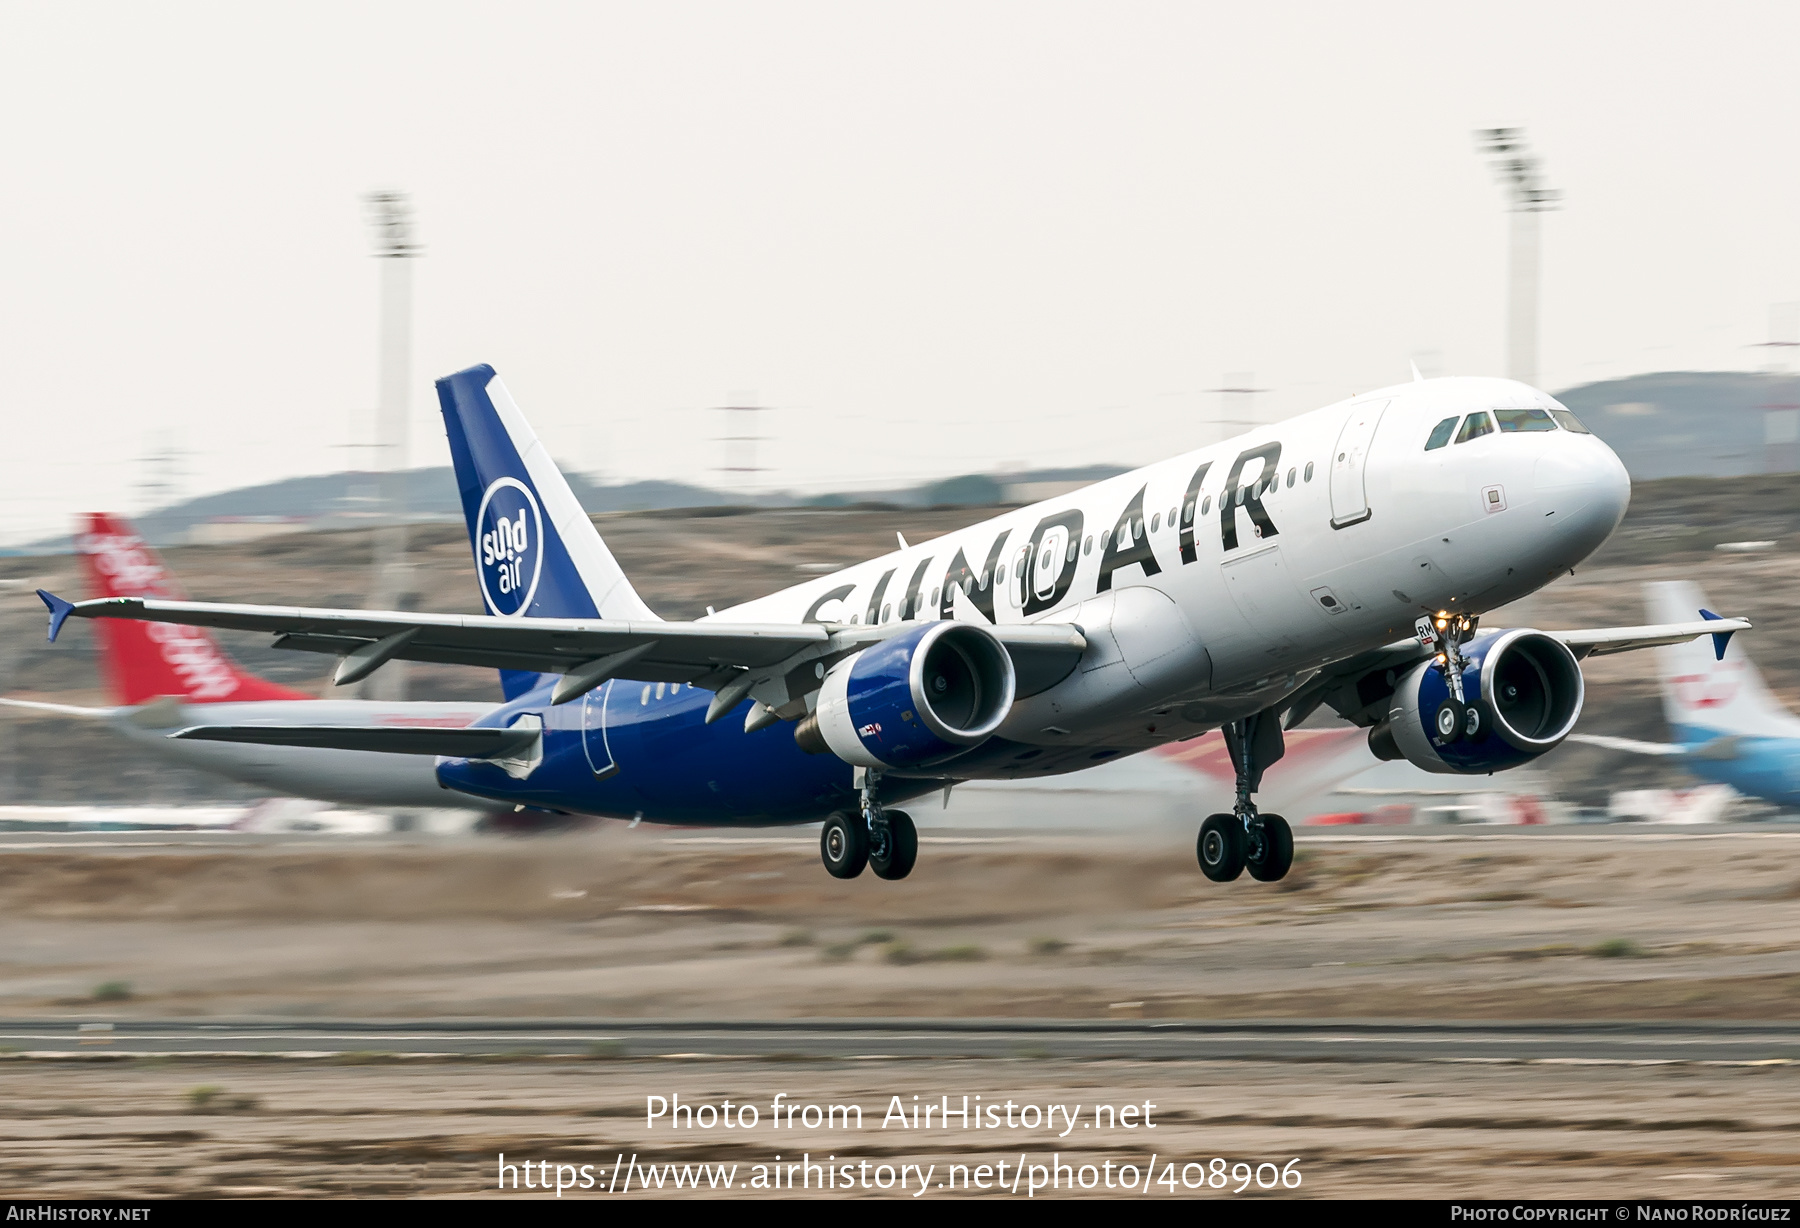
1376,629,1584,775
804,621,1015,769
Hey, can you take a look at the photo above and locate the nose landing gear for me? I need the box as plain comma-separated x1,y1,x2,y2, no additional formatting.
1198,709,1294,884
820,768,918,881
1418,612,1485,745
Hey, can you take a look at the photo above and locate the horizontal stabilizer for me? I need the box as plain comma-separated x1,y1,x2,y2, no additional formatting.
169,724,540,759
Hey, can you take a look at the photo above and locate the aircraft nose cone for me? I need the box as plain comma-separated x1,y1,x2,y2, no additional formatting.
1535,439,1630,555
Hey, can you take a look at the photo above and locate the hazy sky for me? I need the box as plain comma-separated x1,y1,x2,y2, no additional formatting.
3,2,1798,544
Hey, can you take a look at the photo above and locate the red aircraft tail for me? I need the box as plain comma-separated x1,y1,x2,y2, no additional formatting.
76,513,314,706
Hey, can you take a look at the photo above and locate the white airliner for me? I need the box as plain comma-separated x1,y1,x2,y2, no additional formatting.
5,513,504,815
36,366,1748,883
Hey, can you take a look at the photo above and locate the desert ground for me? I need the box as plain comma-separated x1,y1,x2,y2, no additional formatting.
0,830,1797,1197
7,1056,1798,1199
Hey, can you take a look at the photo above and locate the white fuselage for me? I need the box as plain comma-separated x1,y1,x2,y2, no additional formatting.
720,376,1629,774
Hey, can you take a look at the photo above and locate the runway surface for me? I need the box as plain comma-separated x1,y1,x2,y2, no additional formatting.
6,1019,1798,1062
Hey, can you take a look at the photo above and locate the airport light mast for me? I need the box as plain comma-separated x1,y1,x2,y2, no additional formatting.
362,190,419,701
1475,128,1560,388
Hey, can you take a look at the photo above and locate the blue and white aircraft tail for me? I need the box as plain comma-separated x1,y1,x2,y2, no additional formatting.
439,364,657,626
1572,581,1800,809
437,364,659,699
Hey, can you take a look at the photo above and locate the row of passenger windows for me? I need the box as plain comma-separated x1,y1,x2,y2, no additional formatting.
1424,405,1591,450
843,461,1319,625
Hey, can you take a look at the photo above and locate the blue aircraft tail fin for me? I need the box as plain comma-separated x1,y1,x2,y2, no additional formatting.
436,365,658,699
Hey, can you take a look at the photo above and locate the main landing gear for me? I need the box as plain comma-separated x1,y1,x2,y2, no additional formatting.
1198,710,1294,884
820,769,917,881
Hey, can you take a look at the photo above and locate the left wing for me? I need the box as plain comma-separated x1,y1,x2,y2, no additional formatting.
39,593,825,681
36,592,1088,716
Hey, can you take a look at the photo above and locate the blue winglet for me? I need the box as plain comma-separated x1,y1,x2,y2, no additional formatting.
1699,608,1734,661
37,590,76,642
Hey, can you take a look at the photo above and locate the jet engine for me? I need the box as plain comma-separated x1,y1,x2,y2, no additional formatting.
798,621,1015,769
1368,629,1584,775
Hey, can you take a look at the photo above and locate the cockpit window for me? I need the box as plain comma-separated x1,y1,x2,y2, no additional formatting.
1424,417,1458,451
1548,408,1591,434
1495,407,1558,433
1454,412,1494,444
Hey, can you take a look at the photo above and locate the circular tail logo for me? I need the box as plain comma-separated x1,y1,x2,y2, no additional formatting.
475,477,545,616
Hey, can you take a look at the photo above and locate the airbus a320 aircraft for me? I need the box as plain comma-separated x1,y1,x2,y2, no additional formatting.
36,365,1749,883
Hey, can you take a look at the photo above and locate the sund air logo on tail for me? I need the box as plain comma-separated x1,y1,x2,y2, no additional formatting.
474,477,544,617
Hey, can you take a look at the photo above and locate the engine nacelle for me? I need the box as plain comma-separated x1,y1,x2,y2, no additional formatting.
1372,629,1584,775
808,621,1015,769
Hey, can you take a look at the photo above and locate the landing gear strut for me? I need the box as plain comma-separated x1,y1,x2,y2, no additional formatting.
1198,710,1293,883
1418,612,1485,743
820,768,918,881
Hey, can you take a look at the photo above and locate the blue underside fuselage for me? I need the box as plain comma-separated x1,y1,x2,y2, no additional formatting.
434,675,939,824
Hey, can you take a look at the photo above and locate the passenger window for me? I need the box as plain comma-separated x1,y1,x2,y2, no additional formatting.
1549,408,1591,434
1286,468,1296,487
1303,462,1314,482
1494,407,1557,433
640,685,651,705
1201,496,1211,515
1182,501,1194,526
881,603,891,622
930,586,940,606
1083,535,1093,555
1150,512,1161,533
655,682,665,700
1455,413,1494,444
1424,416,1458,450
